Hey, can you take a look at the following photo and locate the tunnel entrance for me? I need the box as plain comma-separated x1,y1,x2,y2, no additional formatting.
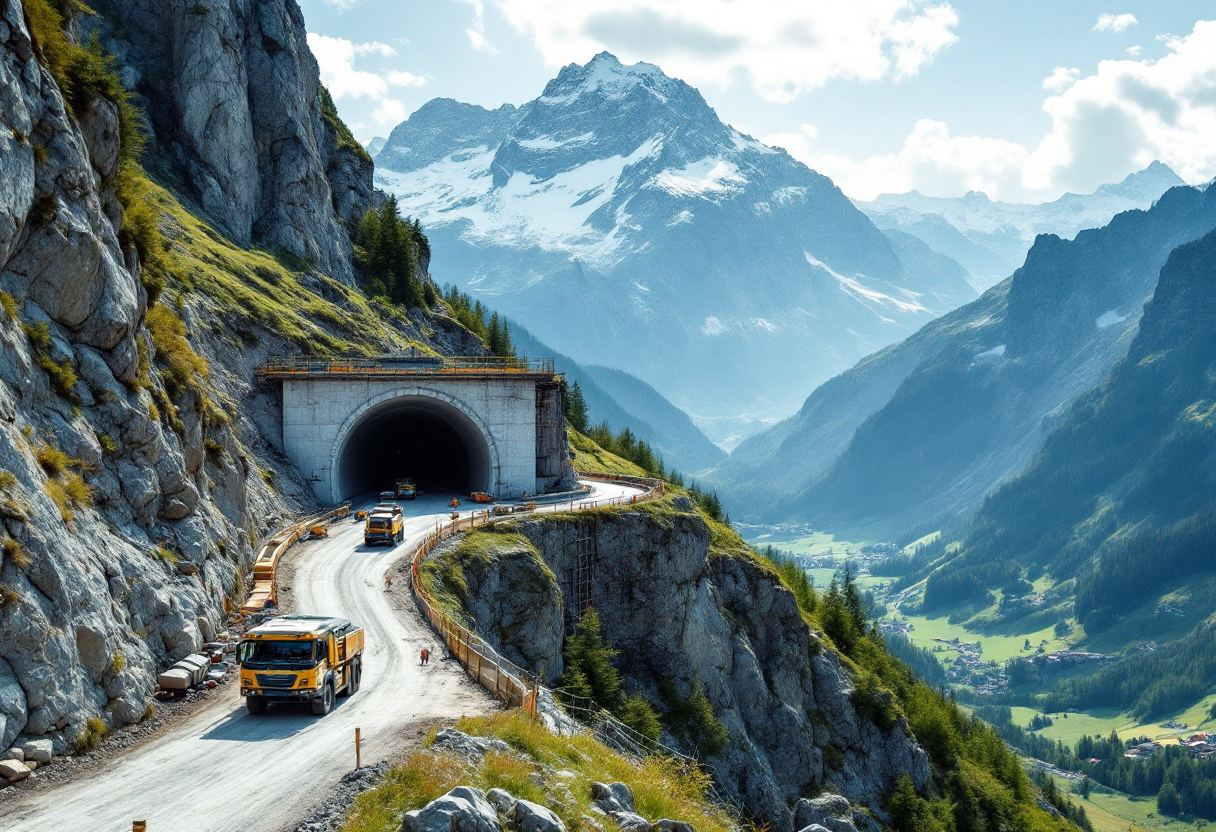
336,396,492,500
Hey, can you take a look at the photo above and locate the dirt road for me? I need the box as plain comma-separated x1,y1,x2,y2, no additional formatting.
5,482,641,832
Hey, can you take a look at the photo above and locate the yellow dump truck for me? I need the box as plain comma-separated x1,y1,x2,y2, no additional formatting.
238,615,365,715
364,503,404,546
395,478,416,500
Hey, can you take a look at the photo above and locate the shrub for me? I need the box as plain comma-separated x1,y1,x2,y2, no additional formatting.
110,651,126,674
0,291,16,320
45,478,74,522
96,431,117,455
0,583,18,607
0,471,16,491
37,353,79,401
3,537,31,570
153,545,178,564
64,471,92,506
35,442,73,476
21,320,51,349
659,679,729,758
146,304,208,396
74,716,109,753
141,701,156,722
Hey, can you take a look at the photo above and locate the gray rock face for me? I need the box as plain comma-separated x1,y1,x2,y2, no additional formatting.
794,795,851,830
431,728,511,763
450,507,930,831
90,0,372,283
590,782,636,815
401,786,502,832
485,787,516,814
512,799,566,832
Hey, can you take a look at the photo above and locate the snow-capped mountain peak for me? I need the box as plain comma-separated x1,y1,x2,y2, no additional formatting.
373,54,976,433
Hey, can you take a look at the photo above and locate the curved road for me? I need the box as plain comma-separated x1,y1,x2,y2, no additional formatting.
5,482,642,832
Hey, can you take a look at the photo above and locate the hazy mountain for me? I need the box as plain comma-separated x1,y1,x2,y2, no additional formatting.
365,136,386,158
859,161,1186,289
711,185,1216,536
375,53,976,443
507,322,725,474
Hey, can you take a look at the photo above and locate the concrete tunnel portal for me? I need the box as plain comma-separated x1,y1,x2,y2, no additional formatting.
335,396,492,500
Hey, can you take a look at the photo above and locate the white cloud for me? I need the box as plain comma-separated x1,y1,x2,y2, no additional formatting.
496,0,959,103
778,19,1216,201
373,99,408,126
355,41,397,57
456,0,498,53
1126,45,1142,56
1095,13,1138,33
386,70,427,87
760,124,819,163
322,0,362,10
1042,66,1081,93
308,33,389,99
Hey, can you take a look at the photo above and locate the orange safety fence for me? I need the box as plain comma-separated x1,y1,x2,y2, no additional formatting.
240,504,350,614
409,473,664,710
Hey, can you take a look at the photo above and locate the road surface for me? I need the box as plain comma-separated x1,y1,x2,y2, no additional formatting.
5,481,643,832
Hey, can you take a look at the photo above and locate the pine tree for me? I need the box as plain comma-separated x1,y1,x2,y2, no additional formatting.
565,381,589,432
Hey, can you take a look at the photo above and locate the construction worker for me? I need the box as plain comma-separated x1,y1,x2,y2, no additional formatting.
419,647,430,666
384,574,392,590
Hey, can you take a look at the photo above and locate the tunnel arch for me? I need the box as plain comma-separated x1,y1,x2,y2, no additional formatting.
330,387,500,501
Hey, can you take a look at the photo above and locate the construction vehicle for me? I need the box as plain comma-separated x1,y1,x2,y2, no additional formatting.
470,491,493,504
364,503,404,546
379,490,396,502
395,478,417,500
237,615,364,715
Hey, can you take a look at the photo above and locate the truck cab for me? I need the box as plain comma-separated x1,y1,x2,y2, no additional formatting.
395,478,416,500
364,503,404,546
238,615,365,715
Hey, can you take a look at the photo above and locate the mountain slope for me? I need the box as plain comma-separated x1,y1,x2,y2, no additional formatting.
942,225,1216,632
507,322,724,473
711,185,1216,534
859,161,1187,289
375,53,975,439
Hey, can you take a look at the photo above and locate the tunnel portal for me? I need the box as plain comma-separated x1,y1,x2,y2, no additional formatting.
336,397,491,499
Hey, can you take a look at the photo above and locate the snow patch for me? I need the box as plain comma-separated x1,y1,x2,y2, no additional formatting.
517,132,595,150
1096,309,1127,329
702,316,729,336
804,252,928,315
772,186,808,205
668,210,695,227
652,158,746,199
975,344,1006,359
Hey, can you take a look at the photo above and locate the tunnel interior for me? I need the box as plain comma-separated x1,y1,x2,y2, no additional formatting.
337,397,492,499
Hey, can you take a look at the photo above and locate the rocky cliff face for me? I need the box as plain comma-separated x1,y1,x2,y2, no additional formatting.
0,0,471,755
431,502,930,831
89,0,372,283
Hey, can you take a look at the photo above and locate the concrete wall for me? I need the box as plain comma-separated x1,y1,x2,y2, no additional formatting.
282,377,541,503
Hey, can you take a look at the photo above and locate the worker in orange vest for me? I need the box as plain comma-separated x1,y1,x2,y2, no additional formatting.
420,647,430,666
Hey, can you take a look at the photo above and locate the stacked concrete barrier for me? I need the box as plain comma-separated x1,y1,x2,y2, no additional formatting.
240,504,350,614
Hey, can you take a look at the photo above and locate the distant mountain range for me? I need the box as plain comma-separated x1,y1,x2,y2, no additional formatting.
506,322,725,474
710,184,1216,538
858,161,1186,290
373,52,977,446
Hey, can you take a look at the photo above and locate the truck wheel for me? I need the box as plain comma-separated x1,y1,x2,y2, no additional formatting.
311,681,334,715
395,527,404,545
342,661,360,696
246,696,267,715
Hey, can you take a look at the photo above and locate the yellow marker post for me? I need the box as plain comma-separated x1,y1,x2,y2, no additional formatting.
355,727,362,770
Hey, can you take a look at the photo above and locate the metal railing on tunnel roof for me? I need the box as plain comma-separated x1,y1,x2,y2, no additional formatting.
256,355,556,379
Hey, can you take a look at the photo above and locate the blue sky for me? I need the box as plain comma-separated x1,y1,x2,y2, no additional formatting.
297,0,1216,201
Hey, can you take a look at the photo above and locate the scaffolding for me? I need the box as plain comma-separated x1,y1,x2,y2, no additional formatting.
562,526,596,632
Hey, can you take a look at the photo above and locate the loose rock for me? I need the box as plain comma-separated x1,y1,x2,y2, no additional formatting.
401,786,502,832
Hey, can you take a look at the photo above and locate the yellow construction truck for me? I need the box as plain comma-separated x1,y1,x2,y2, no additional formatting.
395,478,416,500
364,503,404,546
237,615,365,715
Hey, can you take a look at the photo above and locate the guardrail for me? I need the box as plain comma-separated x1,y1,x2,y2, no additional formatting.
240,504,350,614
256,355,556,378
409,473,664,710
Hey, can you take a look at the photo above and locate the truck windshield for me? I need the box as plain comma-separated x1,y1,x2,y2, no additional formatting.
239,640,323,670
368,519,389,529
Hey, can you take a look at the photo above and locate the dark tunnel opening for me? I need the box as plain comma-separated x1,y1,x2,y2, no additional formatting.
337,398,491,500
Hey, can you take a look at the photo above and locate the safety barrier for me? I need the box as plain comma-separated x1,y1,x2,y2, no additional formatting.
240,504,350,614
409,473,664,710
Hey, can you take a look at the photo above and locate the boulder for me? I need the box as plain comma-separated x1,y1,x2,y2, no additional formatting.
16,738,52,764
2,747,23,761
610,813,651,832
512,799,566,832
0,758,30,783
654,822,695,832
431,728,511,762
794,795,852,831
486,788,516,814
590,782,636,814
401,786,502,832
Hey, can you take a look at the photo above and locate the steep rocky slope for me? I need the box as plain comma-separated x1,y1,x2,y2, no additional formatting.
0,0,478,755
423,499,932,831
712,185,1216,536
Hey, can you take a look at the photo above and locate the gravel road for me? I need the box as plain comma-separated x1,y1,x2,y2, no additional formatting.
4,482,641,832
